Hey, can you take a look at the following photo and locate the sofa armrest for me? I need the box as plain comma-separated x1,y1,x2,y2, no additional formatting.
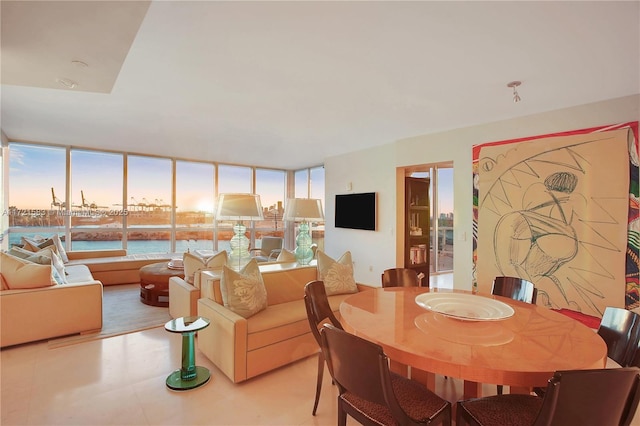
197,297,248,383
67,249,127,260
168,276,200,319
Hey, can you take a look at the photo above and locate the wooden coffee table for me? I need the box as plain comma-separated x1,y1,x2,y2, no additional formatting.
139,261,184,307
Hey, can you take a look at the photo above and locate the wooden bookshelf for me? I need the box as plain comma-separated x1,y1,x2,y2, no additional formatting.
404,177,430,284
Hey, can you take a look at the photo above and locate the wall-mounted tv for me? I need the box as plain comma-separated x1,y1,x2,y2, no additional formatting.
335,192,376,231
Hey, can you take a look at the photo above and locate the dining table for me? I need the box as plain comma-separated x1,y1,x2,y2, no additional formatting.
339,287,607,398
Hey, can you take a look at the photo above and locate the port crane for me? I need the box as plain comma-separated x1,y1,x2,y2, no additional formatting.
50,188,66,210
79,190,108,209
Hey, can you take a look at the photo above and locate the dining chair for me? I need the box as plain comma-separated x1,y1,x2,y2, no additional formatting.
381,267,421,287
598,306,640,368
320,323,452,426
457,367,640,426
491,276,538,394
304,280,344,416
533,306,640,398
491,276,537,305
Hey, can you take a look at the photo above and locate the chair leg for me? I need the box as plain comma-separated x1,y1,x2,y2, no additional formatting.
312,352,324,415
337,399,348,426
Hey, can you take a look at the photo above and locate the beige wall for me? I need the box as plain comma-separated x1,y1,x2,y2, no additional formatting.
324,94,640,289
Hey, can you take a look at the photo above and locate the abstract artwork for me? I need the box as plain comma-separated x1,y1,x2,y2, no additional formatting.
473,122,639,316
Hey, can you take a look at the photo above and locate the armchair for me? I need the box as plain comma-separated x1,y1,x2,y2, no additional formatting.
250,236,283,262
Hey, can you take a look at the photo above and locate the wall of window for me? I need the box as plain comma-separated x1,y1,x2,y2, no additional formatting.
175,160,215,253
292,166,325,252
6,142,323,255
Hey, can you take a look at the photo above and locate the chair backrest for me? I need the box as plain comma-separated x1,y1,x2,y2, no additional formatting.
320,324,411,423
534,367,640,426
598,306,640,367
304,280,343,346
381,268,420,288
259,236,283,257
492,276,537,304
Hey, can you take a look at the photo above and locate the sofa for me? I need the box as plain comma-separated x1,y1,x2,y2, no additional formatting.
0,258,103,348
189,258,374,383
0,246,175,347
65,249,175,286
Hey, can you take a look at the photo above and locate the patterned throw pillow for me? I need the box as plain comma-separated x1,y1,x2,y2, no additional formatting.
183,251,228,285
20,234,69,263
0,252,55,289
276,248,296,262
8,246,36,259
220,259,267,318
49,234,69,263
317,250,358,296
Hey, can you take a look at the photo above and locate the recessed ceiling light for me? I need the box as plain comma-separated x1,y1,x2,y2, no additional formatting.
56,77,78,89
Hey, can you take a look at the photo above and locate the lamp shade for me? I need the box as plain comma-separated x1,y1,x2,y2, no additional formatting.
216,193,264,220
283,198,324,222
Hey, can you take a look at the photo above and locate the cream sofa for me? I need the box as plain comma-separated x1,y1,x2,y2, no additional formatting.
0,248,175,347
0,262,103,348
191,262,374,383
65,249,175,286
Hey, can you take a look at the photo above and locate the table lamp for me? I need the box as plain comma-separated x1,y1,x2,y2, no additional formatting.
283,198,324,265
216,193,264,271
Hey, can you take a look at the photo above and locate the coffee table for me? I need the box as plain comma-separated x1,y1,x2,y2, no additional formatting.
139,261,184,307
164,316,211,391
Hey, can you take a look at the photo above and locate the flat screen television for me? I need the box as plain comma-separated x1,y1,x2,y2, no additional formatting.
335,192,376,231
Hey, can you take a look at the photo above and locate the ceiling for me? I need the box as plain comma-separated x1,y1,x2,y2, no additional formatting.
1,1,639,170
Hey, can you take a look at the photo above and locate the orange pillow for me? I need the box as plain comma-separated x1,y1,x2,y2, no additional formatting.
0,252,55,289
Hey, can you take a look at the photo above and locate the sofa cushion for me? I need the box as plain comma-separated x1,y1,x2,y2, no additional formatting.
64,265,95,284
317,250,358,296
221,259,268,318
0,252,55,289
184,250,227,285
245,293,353,351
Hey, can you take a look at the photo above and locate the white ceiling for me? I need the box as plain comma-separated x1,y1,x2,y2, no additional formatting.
1,1,639,170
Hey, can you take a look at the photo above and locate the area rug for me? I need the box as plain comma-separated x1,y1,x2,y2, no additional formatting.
48,284,172,349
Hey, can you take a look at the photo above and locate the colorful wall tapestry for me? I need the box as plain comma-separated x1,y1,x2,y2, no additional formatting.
472,122,639,316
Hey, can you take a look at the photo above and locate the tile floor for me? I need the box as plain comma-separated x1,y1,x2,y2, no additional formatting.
1,325,491,426
2,272,639,426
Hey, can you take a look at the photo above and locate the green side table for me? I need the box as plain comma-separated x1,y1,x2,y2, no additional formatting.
164,316,211,391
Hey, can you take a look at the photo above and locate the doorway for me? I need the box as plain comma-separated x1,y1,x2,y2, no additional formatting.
407,162,453,274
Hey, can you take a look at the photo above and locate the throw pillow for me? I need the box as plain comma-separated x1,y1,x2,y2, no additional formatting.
22,246,55,264
220,259,267,318
276,248,296,262
316,250,358,296
20,235,68,263
49,234,69,263
21,236,43,252
49,249,68,284
183,251,228,285
8,246,36,259
0,252,55,289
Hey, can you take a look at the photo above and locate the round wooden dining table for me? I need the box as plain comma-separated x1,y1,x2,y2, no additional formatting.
339,287,607,398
